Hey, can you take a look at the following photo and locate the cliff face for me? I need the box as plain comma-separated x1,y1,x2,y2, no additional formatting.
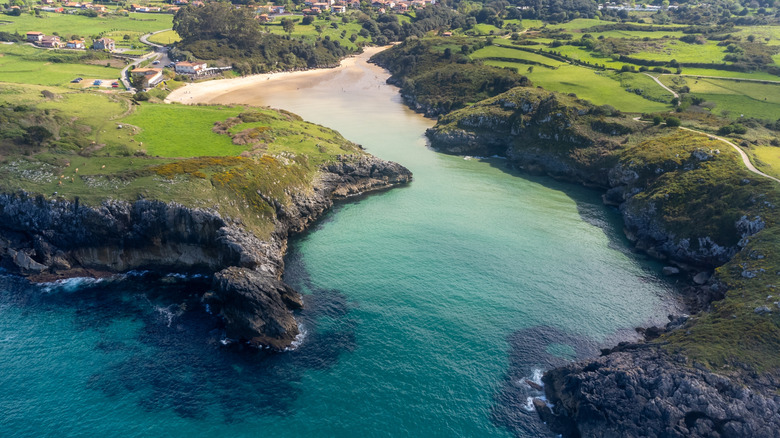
424,86,780,436
537,345,780,438
0,155,411,349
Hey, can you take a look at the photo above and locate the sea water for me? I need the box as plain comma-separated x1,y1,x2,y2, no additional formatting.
0,55,680,437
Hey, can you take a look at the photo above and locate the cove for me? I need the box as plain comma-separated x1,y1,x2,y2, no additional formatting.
0,52,680,438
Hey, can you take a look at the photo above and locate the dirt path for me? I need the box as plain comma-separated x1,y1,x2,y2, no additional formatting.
644,73,679,99
680,127,780,184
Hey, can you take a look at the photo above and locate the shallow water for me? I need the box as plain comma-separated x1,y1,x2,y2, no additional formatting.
0,55,680,437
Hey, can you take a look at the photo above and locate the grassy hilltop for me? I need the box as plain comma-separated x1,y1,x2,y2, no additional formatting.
0,82,366,238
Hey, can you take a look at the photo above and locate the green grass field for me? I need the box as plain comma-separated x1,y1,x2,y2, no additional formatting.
471,45,565,68
147,29,180,45
630,40,729,64
661,76,780,119
0,44,122,86
261,17,371,50
608,71,675,103
121,104,246,157
750,145,780,179
677,68,780,81
548,44,626,69
0,12,173,38
482,59,670,112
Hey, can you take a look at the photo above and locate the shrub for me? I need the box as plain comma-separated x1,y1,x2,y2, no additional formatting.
665,117,681,127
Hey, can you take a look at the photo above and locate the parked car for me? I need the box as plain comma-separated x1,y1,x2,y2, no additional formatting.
152,60,160,65
71,77,83,83
111,82,119,88
93,80,102,86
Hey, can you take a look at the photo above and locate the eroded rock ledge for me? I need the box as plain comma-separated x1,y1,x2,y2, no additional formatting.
536,344,780,438
0,155,411,349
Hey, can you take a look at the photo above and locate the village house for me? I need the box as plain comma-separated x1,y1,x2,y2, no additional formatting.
66,39,85,49
331,4,346,13
174,61,207,75
26,31,44,43
40,0,55,4
40,35,62,48
312,2,330,10
92,37,115,52
257,13,271,22
130,68,163,88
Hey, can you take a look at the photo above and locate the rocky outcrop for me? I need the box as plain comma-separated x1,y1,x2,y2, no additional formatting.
536,345,780,438
421,86,780,437
0,155,411,349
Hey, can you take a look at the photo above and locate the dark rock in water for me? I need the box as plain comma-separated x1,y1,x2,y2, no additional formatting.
662,266,680,276
524,379,543,391
213,267,301,350
538,346,780,438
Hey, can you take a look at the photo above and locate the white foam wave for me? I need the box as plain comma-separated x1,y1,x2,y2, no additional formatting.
284,323,308,351
40,276,104,293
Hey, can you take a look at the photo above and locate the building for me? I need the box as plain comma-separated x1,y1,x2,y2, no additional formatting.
40,35,62,48
66,39,85,49
92,37,115,52
130,68,163,88
26,31,44,43
174,61,207,75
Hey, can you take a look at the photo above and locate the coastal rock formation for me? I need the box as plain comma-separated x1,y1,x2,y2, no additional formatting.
422,85,780,437
0,155,411,349
536,345,780,438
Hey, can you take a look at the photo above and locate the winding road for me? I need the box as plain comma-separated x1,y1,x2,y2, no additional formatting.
680,127,780,184
119,28,172,92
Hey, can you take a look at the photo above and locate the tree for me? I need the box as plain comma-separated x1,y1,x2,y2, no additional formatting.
281,18,295,35
652,115,663,125
665,117,681,127
302,15,314,25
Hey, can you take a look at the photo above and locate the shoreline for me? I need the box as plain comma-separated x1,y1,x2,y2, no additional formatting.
165,46,389,106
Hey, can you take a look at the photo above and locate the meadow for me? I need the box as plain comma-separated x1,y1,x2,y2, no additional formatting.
0,12,173,38
121,104,247,157
750,145,780,179
261,16,372,50
0,44,122,86
661,76,780,119
147,29,180,46
480,56,671,113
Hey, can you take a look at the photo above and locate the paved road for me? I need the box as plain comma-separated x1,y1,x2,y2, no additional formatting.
119,29,172,92
680,127,780,184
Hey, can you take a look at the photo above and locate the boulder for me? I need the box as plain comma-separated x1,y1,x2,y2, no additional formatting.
662,266,680,276
212,267,303,350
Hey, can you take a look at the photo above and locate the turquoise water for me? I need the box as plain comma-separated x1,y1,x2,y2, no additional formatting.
0,57,679,437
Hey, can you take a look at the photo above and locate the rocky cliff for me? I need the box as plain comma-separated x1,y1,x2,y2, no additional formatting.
0,154,411,350
536,344,780,438
424,86,780,436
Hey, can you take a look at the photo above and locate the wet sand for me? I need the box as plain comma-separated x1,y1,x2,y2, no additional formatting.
165,46,389,106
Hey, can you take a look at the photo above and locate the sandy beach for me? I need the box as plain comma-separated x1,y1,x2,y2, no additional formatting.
165,46,389,106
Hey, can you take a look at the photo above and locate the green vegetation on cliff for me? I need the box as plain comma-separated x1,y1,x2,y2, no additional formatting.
0,82,365,238
371,37,531,115
427,82,780,375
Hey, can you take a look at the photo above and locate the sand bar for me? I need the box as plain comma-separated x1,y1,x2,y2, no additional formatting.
165,46,389,105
